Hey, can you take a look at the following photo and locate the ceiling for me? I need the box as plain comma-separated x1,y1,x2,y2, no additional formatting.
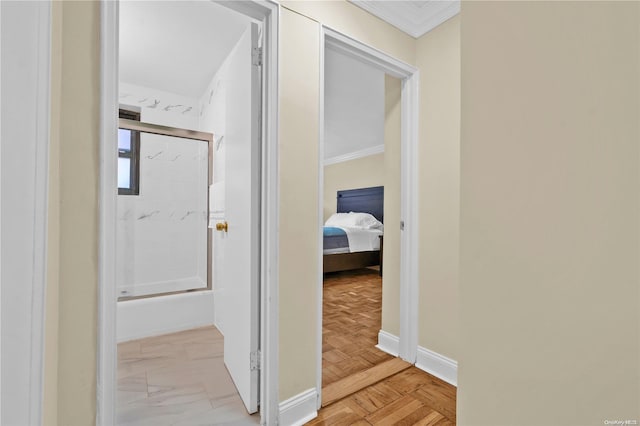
119,1,251,98
349,0,460,38
119,1,460,100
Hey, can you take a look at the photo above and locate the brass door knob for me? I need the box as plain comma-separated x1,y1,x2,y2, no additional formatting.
215,221,228,232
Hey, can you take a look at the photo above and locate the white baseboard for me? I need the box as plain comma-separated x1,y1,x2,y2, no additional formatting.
279,388,318,426
376,330,399,356
117,290,215,342
416,346,458,386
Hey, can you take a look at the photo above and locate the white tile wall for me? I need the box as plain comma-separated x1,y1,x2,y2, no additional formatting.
117,84,208,298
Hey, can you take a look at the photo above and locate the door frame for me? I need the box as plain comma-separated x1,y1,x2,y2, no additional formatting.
0,2,52,424
316,26,420,406
97,1,280,425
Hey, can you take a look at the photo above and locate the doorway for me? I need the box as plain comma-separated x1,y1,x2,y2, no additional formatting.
316,27,420,407
98,1,280,425
115,2,259,423
320,47,399,404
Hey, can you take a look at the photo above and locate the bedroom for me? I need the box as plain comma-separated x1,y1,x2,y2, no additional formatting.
320,45,402,401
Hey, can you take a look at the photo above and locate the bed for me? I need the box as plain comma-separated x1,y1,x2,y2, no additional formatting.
323,186,384,274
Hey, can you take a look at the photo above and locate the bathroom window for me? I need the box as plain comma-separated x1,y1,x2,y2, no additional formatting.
118,109,140,195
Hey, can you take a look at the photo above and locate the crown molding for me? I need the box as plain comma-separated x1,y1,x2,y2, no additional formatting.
324,144,384,166
350,0,460,38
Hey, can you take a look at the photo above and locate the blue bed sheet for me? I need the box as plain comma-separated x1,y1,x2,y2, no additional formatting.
323,227,349,251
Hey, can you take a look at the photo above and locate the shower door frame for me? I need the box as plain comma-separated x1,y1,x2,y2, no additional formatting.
116,118,214,301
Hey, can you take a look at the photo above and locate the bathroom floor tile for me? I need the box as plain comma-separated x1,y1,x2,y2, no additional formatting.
117,326,259,425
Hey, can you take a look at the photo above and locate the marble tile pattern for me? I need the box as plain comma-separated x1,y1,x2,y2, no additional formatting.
117,133,209,298
117,326,259,426
119,82,200,121
117,82,210,298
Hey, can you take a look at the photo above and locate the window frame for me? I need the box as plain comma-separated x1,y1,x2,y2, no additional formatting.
118,109,140,195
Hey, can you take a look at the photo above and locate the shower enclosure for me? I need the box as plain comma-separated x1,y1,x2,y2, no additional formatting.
116,117,213,300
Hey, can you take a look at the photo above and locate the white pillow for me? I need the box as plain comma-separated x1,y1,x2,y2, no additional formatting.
325,212,383,230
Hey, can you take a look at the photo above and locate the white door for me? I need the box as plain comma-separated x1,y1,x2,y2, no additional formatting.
221,23,261,414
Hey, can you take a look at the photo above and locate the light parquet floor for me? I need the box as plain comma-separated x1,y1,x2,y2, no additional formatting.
117,326,259,426
308,366,456,426
315,268,457,425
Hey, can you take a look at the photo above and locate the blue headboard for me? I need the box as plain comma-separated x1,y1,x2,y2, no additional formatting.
336,186,384,223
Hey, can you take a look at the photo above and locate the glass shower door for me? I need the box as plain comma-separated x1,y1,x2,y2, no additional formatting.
116,121,212,299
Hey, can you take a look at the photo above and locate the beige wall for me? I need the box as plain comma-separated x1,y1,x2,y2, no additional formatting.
459,2,639,425
416,16,460,360
381,75,402,336
278,7,321,401
323,153,385,222
46,1,100,425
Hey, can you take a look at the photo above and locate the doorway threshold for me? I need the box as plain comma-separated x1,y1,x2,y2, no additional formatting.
322,357,411,406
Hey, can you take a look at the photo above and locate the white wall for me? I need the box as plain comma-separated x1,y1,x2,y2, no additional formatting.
1,2,50,423
324,48,384,161
198,63,226,182
119,81,199,127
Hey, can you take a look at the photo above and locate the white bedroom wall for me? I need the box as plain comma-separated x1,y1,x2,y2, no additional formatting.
324,48,385,161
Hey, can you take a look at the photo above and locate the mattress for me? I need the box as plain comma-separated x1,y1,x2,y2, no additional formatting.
323,226,382,255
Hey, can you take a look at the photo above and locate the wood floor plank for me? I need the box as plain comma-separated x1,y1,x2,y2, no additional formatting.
411,386,457,423
410,410,449,426
364,395,426,425
306,399,369,426
322,357,412,406
351,381,404,414
322,268,392,387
